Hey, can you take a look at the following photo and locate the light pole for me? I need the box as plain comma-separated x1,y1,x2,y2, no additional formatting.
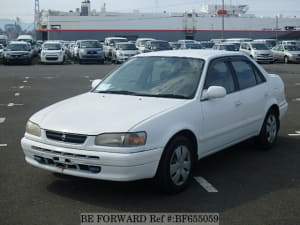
222,0,224,39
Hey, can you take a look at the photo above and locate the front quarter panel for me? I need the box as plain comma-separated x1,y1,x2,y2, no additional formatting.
129,100,203,158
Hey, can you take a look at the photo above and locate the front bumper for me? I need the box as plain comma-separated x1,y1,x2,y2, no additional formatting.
21,137,162,181
4,55,31,63
41,54,64,63
79,54,104,62
254,55,274,63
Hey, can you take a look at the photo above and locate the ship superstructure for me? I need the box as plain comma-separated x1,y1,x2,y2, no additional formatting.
36,1,300,41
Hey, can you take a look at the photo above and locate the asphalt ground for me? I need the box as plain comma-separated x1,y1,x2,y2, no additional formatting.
0,62,299,225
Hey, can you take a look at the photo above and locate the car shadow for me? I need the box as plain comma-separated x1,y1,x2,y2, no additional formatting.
46,135,300,212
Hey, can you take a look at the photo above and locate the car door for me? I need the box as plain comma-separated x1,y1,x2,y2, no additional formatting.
200,58,243,153
230,58,268,137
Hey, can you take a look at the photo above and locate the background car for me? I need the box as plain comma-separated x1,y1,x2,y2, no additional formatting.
103,37,128,61
144,40,172,52
111,42,139,63
0,44,4,58
3,41,32,65
180,42,203,49
272,44,300,63
41,41,65,64
213,43,238,51
135,38,155,53
169,42,181,50
77,40,104,64
240,42,274,63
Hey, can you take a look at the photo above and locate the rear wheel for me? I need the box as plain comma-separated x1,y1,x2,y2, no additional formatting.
255,109,279,150
155,135,195,194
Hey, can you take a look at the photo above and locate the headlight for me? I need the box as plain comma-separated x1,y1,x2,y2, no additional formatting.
26,121,41,137
95,132,146,147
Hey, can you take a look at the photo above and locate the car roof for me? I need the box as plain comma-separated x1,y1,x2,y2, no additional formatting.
137,49,246,60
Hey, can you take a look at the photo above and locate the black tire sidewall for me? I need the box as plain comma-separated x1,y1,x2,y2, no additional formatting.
257,110,278,149
156,135,195,193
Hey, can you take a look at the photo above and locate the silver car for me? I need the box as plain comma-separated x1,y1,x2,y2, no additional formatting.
112,42,139,63
272,44,300,63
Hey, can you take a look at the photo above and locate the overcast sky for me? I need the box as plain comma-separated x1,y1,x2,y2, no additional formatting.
0,0,299,22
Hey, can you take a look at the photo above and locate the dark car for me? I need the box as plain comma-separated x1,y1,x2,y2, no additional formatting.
144,40,172,52
77,40,104,64
3,41,32,65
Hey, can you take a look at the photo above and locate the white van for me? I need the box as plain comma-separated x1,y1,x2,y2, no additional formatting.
17,35,34,45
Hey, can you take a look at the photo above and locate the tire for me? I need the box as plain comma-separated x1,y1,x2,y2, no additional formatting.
284,56,289,64
155,135,195,194
255,109,279,150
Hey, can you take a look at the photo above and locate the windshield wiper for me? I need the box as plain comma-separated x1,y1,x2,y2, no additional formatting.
139,94,189,99
97,90,139,96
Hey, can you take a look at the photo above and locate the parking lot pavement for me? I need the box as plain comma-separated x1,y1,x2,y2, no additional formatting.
0,63,300,225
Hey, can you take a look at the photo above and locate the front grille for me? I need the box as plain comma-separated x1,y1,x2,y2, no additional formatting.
88,51,96,54
46,130,87,144
32,146,99,160
46,56,58,60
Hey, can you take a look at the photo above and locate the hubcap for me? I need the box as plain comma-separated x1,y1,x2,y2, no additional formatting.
170,145,191,186
266,114,277,143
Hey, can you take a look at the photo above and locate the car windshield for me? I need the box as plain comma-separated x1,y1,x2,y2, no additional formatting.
221,45,236,51
110,39,127,45
185,43,202,49
43,43,61,50
285,45,300,51
151,42,171,50
6,44,29,51
81,41,101,48
117,44,137,50
138,40,152,47
251,43,269,50
170,43,180,49
93,57,204,99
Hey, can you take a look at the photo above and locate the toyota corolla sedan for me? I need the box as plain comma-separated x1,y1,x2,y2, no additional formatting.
21,50,288,193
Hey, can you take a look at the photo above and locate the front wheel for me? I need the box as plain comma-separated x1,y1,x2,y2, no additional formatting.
284,56,289,64
255,110,279,150
155,135,195,194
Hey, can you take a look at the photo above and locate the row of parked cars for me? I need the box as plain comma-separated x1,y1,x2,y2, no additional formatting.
1,37,299,65
211,38,300,64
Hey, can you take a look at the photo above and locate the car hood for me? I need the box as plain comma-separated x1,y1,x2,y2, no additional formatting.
31,92,186,135
254,50,273,55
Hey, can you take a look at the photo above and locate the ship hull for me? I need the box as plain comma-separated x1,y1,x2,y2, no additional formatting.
37,29,300,41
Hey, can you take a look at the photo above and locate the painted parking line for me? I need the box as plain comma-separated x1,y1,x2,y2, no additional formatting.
0,144,8,147
14,93,20,97
194,176,218,192
288,131,300,136
7,103,24,107
0,118,6,123
23,80,28,83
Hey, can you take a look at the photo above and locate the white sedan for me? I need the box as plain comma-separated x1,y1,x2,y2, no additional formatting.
21,50,288,193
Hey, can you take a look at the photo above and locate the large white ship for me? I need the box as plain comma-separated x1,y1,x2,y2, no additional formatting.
36,0,300,41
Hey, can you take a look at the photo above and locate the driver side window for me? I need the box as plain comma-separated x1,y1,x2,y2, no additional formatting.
204,61,236,94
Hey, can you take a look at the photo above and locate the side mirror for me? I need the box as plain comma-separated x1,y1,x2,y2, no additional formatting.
202,86,226,100
91,79,102,89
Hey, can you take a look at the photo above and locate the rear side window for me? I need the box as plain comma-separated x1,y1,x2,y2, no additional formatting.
231,61,260,90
